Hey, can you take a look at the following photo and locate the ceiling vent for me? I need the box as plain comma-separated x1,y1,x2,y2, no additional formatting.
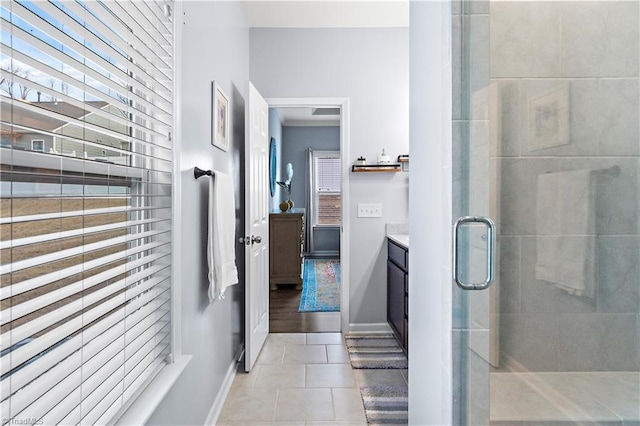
312,107,341,116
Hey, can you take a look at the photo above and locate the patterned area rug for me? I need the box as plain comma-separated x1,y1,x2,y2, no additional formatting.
344,334,408,369
298,259,340,312
360,385,408,425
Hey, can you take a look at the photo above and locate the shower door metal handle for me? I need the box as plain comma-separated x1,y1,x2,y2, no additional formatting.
453,216,496,290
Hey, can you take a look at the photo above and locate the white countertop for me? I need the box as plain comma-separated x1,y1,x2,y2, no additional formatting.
387,233,409,249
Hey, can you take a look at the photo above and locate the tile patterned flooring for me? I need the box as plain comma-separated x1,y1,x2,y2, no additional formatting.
217,332,408,426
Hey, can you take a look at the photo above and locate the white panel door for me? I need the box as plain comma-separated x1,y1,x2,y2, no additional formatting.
245,82,270,372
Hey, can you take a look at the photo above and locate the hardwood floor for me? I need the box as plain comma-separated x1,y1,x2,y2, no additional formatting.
269,285,340,333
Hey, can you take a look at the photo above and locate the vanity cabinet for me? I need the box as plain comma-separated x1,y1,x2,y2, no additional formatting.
387,239,408,354
269,211,305,290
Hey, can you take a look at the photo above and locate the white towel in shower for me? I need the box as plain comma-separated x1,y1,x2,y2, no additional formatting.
535,170,596,298
207,170,239,302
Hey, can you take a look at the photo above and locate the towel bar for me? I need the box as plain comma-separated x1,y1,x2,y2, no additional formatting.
194,167,213,179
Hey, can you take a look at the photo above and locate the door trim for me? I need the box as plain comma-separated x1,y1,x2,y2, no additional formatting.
265,97,350,335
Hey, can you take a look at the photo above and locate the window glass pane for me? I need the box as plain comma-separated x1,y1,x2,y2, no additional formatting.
314,153,341,225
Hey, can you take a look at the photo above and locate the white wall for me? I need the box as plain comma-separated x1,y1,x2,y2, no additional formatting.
409,2,453,424
250,28,409,326
147,3,249,425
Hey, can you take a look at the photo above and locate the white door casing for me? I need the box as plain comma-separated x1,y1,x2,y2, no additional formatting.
245,82,270,372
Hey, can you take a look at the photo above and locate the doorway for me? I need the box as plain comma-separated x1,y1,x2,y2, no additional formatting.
266,98,350,334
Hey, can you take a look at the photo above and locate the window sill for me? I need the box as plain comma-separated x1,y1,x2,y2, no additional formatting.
114,354,193,426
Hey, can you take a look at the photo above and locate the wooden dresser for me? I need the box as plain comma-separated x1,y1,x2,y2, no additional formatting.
269,210,305,290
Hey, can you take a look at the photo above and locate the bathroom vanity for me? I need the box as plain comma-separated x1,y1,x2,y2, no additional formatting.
387,235,409,354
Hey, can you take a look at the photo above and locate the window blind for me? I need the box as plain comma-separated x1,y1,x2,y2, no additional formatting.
313,153,340,226
315,156,340,192
0,1,173,425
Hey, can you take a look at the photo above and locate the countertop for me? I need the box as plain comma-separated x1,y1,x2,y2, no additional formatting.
387,234,409,249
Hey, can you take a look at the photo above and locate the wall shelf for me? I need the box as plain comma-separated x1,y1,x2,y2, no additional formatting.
352,164,401,173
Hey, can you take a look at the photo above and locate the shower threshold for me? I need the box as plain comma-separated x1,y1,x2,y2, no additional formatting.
490,371,640,425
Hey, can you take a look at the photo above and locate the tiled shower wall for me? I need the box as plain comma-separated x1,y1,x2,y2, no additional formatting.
490,1,640,372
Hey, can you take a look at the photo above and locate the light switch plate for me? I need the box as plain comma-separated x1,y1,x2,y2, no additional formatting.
358,203,382,218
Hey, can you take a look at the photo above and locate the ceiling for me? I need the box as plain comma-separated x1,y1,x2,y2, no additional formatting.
275,107,341,127
241,1,409,28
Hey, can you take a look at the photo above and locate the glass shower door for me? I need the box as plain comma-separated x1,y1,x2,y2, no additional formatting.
454,1,640,424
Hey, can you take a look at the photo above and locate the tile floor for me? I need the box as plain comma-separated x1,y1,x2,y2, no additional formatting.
217,332,408,426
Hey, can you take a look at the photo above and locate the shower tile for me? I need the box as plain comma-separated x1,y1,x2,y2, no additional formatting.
558,313,640,371
497,236,520,314
452,16,462,120
490,372,621,422
597,79,640,156
561,1,639,78
597,236,640,314
499,313,560,372
467,348,490,426
452,0,461,16
490,2,562,78
468,15,490,121
583,372,640,421
499,158,559,236
519,237,596,315
452,121,467,220
464,0,488,16
489,80,520,158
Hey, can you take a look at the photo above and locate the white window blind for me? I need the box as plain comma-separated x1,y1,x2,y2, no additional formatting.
0,1,173,425
313,152,340,226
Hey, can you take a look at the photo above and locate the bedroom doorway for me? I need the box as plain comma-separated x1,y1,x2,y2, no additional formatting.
266,98,350,333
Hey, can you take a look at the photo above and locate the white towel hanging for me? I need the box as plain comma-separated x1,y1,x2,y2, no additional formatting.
207,170,239,302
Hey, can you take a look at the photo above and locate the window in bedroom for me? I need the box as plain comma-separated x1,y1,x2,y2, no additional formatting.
313,151,341,226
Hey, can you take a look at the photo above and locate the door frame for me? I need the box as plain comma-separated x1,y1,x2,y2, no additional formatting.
265,97,350,335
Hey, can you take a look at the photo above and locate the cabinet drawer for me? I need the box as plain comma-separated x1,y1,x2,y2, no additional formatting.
388,240,407,271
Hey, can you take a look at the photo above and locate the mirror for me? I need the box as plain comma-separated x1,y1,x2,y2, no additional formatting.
269,137,277,196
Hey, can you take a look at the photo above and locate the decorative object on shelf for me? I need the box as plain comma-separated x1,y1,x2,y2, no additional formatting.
279,200,290,212
212,81,230,151
269,138,277,196
398,154,409,172
356,156,366,165
277,162,294,211
378,148,391,165
352,164,401,173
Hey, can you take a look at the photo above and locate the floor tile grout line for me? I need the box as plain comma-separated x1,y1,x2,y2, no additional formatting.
272,388,280,422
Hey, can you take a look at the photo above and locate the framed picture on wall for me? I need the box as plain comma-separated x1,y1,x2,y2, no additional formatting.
212,81,230,151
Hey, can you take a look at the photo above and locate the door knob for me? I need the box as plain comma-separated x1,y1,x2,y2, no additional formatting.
252,235,262,244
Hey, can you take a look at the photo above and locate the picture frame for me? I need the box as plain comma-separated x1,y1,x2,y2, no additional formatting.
212,81,230,151
527,84,570,152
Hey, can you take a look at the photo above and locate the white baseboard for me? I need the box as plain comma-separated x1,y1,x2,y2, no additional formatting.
204,357,239,426
348,322,392,334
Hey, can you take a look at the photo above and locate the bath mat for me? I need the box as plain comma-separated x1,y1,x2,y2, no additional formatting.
298,259,341,312
345,334,408,369
360,385,408,425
